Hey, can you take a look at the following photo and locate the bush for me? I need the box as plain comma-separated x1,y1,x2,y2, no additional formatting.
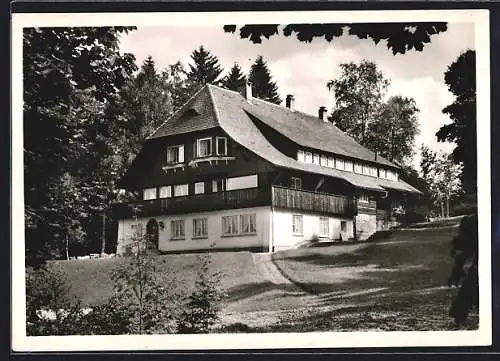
219,322,255,333
448,213,478,325
177,251,226,334
79,296,134,335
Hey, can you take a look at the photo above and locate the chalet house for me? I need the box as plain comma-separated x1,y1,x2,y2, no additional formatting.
113,83,421,255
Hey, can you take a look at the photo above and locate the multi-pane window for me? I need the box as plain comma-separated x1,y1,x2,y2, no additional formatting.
291,177,302,190
216,137,227,155
212,179,226,192
174,184,189,197
292,215,303,235
166,145,184,164
226,174,258,191
313,153,320,165
171,220,185,239
335,158,345,171
369,166,378,177
194,182,205,194
379,168,387,179
193,218,208,238
354,162,363,174
320,155,328,167
197,138,212,157
305,152,313,163
159,185,172,198
344,160,353,172
319,217,329,237
222,215,239,236
240,214,257,234
143,188,156,200
327,156,335,168
297,150,305,162
362,165,370,175
340,221,347,233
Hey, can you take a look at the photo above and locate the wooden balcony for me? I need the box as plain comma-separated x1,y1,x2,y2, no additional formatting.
271,186,356,217
111,187,272,218
111,186,356,219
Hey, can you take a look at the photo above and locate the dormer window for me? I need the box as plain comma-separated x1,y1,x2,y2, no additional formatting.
166,145,184,164
216,137,227,155
197,138,212,157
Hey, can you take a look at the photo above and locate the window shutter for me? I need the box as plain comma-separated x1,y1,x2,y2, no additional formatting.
178,145,184,163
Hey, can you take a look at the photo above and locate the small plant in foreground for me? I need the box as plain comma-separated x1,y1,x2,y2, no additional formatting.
111,222,180,334
177,247,226,333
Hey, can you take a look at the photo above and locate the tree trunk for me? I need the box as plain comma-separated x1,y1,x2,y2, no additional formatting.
446,197,450,218
101,213,106,255
65,235,69,260
440,200,444,218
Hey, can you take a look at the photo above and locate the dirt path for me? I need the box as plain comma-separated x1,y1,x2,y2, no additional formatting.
251,253,299,287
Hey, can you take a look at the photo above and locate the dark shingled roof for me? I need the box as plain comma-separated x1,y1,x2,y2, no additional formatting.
147,84,421,194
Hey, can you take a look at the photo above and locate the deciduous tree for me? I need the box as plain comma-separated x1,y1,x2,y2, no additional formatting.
224,23,447,54
436,50,476,193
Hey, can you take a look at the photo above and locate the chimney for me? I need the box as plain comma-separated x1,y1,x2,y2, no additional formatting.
285,94,295,111
245,81,253,101
318,106,328,121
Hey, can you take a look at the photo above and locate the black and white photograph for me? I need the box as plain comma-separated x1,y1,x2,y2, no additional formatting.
11,9,491,351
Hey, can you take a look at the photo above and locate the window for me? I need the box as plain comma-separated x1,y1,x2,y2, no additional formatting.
320,155,328,167
327,156,335,168
379,168,387,179
159,186,172,198
344,160,353,172
171,220,185,239
195,182,205,194
305,152,312,163
319,217,329,237
222,215,239,235
297,150,305,162
335,158,345,171
166,145,184,164
197,138,212,157
216,137,227,155
212,179,225,192
359,193,370,203
226,174,258,191
292,215,303,235
362,165,370,175
369,166,377,177
193,218,208,238
143,188,156,200
340,221,347,233
291,177,302,190
313,153,320,165
354,162,363,174
174,184,189,197
240,214,257,234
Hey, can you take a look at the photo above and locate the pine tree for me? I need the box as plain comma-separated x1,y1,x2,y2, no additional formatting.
186,45,223,92
248,55,282,104
222,63,246,91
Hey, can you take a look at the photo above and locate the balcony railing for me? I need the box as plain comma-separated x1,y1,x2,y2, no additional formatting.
271,186,356,217
111,187,271,218
111,186,356,219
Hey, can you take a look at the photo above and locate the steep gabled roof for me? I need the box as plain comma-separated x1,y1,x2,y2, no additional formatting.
143,84,421,194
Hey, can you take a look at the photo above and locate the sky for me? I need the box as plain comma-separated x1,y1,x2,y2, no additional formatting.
118,23,475,170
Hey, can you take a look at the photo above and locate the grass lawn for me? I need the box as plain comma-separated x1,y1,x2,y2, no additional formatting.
47,222,477,332
271,225,479,332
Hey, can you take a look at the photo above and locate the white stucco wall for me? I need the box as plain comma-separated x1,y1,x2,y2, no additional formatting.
117,206,271,254
271,209,354,251
355,213,377,241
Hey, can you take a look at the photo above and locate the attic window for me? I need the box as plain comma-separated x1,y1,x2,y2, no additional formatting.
216,137,227,155
197,138,212,157
180,108,199,118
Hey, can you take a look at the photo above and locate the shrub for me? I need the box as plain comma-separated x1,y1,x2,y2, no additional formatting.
448,213,478,325
79,296,134,335
177,250,226,334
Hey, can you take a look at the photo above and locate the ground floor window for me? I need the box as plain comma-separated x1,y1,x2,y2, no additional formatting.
222,215,239,235
292,215,303,235
143,187,156,200
340,220,347,232
174,184,189,197
159,185,172,198
240,214,257,234
319,217,329,237
194,182,205,194
171,220,185,239
193,218,208,238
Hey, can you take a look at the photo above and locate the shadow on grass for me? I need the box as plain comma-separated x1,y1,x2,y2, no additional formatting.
226,282,302,302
